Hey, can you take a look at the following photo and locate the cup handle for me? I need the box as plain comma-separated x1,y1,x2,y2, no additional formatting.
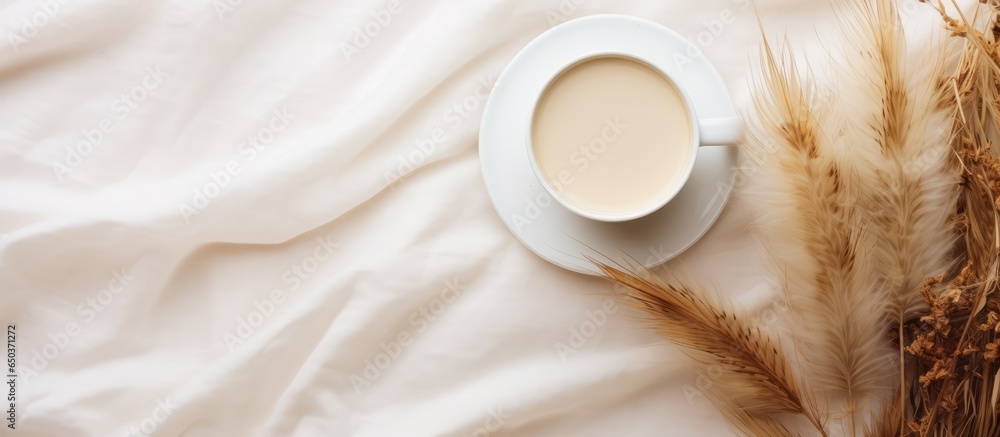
698,117,743,146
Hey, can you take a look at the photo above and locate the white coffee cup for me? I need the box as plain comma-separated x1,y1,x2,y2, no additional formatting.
526,52,742,222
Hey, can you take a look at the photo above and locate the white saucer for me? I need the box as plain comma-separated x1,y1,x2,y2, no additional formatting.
479,14,739,275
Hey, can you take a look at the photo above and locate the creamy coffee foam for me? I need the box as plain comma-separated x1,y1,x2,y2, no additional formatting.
531,56,693,216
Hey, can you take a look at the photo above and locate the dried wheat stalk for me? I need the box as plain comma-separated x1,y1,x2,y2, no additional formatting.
746,1,907,427
832,1,959,434
596,262,826,436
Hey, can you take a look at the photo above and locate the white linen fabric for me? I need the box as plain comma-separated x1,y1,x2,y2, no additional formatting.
0,0,950,436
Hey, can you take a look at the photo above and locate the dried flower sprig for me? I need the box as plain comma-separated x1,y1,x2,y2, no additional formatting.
890,2,1000,435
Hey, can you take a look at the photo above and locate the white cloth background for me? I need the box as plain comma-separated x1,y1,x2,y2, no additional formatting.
0,0,953,436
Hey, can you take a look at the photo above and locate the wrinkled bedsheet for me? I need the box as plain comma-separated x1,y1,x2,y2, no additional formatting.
0,0,949,435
